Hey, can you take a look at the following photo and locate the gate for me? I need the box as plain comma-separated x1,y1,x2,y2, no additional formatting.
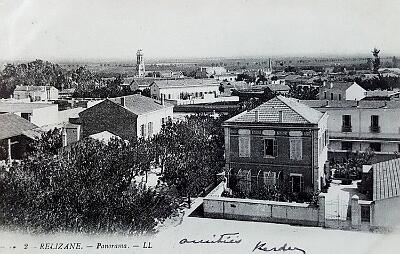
325,198,351,229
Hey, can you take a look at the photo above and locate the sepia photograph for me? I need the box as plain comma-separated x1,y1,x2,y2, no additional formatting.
1,0,400,253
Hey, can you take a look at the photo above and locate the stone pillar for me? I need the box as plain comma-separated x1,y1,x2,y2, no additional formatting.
318,193,325,227
351,195,361,229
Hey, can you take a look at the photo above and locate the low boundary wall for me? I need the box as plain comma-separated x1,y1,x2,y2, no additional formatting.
203,182,325,227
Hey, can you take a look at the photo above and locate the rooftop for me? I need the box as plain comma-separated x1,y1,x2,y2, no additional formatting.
14,85,57,92
0,102,57,113
225,96,324,124
372,158,400,201
301,99,400,109
152,79,220,89
320,81,358,92
108,94,173,115
266,84,290,91
0,113,39,140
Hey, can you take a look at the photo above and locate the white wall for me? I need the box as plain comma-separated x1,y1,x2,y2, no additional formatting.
158,85,221,100
346,83,366,101
31,105,59,127
136,106,174,138
372,196,400,229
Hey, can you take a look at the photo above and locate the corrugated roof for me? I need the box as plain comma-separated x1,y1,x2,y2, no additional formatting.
372,158,400,201
0,102,56,113
225,96,323,124
108,94,173,115
152,79,220,89
0,113,39,140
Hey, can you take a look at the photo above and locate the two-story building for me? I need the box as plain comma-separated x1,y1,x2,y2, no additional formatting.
302,100,400,161
13,85,59,101
223,96,329,193
319,81,365,101
78,94,173,140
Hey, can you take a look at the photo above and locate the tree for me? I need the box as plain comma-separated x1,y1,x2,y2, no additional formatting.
157,115,225,208
372,48,381,76
0,137,179,233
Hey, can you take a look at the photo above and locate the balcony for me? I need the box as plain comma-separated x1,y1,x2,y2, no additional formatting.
369,125,381,133
341,125,352,132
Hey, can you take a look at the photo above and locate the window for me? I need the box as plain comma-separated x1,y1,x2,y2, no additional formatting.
370,115,380,133
168,94,171,99
323,91,327,99
148,122,153,137
291,174,304,193
140,124,146,137
370,142,381,152
342,115,352,132
338,94,342,101
330,93,334,100
264,138,277,157
325,130,329,146
238,129,251,157
263,171,276,187
289,138,302,160
341,141,352,151
21,113,31,122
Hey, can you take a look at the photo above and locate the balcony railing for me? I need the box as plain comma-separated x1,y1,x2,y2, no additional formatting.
369,125,381,133
341,125,352,132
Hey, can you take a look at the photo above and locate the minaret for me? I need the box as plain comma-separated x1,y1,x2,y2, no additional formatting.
136,49,145,77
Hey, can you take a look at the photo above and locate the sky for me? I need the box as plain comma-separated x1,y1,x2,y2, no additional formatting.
1,0,400,61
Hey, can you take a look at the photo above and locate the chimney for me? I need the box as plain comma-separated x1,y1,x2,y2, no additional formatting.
120,97,125,107
255,110,259,122
278,110,283,122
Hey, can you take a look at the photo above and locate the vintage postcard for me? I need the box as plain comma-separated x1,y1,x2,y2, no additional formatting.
1,0,400,253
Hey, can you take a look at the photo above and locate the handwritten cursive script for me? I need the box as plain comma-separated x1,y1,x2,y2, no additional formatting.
253,241,306,254
179,233,242,244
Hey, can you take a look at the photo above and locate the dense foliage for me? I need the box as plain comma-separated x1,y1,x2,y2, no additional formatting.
0,114,225,233
155,115,225,207
0,137,179,233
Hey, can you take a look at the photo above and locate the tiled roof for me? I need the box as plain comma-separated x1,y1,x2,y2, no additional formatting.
0,102,56,113
0,113,39,140
266,84,290,91
301,100,400,109
152,79,220,89
108,94,173,115
372,158,400,201
225,96,323,124
320,82,356,92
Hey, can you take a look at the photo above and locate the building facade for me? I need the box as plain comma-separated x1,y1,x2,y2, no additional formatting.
149,79,221,101
79,94,173,140
223,96,329,193
302,100,400,161
0,102,59,127
13,85,59,101
319,81,365,101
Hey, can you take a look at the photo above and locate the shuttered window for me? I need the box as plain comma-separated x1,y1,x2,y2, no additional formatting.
238,130,251,157
263,171,276,187
290,138,302,160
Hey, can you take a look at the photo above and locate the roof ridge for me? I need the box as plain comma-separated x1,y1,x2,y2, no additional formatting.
276,96,312,124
